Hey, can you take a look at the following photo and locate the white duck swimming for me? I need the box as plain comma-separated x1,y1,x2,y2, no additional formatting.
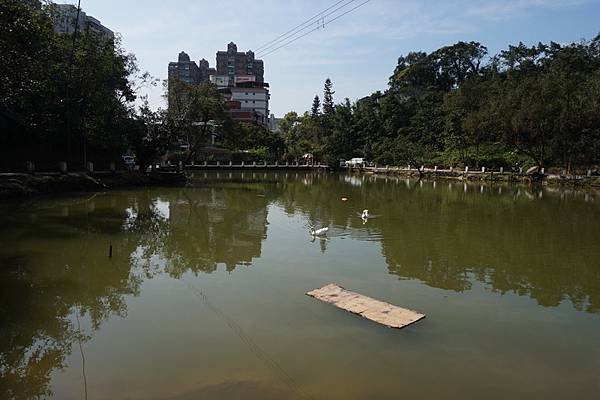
310,226,329,237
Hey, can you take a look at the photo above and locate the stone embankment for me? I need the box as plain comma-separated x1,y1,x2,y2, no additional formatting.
0,171,186,200
354,166,600,187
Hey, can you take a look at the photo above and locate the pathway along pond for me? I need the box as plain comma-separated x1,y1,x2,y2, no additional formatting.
1,172,599,399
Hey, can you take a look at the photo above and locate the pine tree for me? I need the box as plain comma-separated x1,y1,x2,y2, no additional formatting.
311,95,321,118
323,78,335,115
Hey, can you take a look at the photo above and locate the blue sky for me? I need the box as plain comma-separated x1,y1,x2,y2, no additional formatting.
72,0,599,116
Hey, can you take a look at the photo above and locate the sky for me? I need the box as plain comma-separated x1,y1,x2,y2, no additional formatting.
67,0,600,116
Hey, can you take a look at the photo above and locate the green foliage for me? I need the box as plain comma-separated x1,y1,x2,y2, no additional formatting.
311,95,321,118
222,122,284,162
165,79,230,162
126,98,171,171
286,36,600,171
0,0,145,169
323,78,335,115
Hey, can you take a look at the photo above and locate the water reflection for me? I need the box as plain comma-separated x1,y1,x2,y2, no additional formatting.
0,172,599,398
0,197,141,398
129,188,269,276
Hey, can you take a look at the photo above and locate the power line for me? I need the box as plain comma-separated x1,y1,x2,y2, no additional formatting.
255,0,352,53
256,0,359,57
258,0,372,58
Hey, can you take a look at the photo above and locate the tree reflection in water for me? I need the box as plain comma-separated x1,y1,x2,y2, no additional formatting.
0,196,141,398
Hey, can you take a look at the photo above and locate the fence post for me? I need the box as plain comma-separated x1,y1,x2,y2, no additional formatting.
241,161,245,167
110,162,116,173
59,161,68,174
434,165,437,172
465,166,469,173
86,162,94,173
450,166,453,172
178,161,183,171
216,160,220,167
541,167,545,175
26,161,35,174
229,161,233,166
482,166,486,173
253,161,256,167
408,164,411,170
588,169,592,177
500,167,504,174
519,167,523,174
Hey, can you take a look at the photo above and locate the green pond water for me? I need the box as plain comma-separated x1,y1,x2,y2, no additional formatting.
1,171,599,400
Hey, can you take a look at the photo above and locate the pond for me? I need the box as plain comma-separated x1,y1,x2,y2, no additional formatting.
1,171,599,399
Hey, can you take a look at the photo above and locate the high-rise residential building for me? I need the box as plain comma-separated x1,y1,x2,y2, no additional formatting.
168,52,201,85
216,42,264,83
229,85,270,123
198,59,216,82
51,3,114,41
168,54,215,86
168,42,270,126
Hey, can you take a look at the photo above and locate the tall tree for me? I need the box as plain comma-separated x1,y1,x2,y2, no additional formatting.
311,95,321,118
323,78,335,115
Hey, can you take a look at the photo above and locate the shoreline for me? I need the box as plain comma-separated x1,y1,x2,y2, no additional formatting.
351,167,600,189
0,171,187,200
2,167,599,200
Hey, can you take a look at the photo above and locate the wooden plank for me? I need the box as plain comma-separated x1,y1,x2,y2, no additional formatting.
306,283,425,329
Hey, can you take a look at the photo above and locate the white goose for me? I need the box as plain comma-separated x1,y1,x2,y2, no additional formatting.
310,226,329,237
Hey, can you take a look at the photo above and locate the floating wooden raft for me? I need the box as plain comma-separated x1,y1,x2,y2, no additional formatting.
306,283,425,329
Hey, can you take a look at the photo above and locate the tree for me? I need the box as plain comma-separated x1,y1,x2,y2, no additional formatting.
311,95,321,118
279,111,299,138
222,122,285,163
323,78,335,115
165,79,229,162
283,36,600,170
126,99,173,172
430,41,487,89
0,0,142,170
